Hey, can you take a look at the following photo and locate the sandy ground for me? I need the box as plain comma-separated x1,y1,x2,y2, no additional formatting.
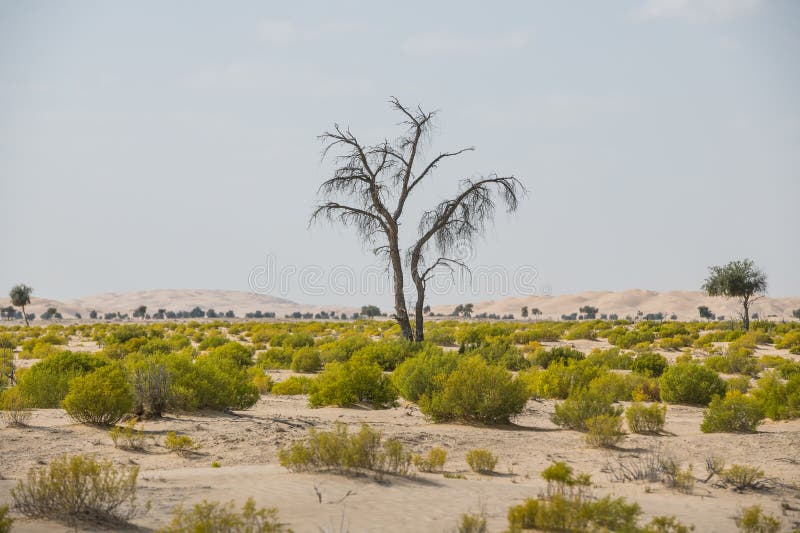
2,390,799,532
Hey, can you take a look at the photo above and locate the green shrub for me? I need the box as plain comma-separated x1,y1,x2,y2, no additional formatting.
532,346,585,368
660,363,726,406
278,333,314,349
413,447,447,473
166,352,260,411
758,355,800,379
625,402,667,434
631,352,668,377
721,464,765,490
18,351,108,408
63,366,134,426
456,512,487,533
506,494,641,533
164,431,199,455
564,321,598,340
704,351,759,376
750,371,800,420
726,375,751,394
734,505,781,533
271,376,315,395
552,387,623,431
0,505,12,533
249,367,273,394
585,414,625,448
420,357,528,425
109,419,146,450
701,391,764,433
289,347,322,373
465,448,497,473
278,422,410,476
391,347,459,402
540,461,592,498
126,355,172,418
160,497,291,533
608,329,655,349
206,342,254,368
352,339,414,371
11,454,141,524
585,347,633,370
255,348,294,369
519,359,601,399
0,387,33,426
467,337,528,370
587,371,637,403
309,355,397,408
197,335,230,351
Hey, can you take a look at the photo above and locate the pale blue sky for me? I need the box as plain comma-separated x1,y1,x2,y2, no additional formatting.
1,0,798,306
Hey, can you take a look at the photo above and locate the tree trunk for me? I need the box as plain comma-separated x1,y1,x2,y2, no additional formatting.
413,280,425,342
742,298,750,331
22,305,28,327
388,245,413,341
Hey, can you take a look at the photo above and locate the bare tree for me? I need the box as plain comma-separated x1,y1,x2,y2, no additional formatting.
312,98,524,341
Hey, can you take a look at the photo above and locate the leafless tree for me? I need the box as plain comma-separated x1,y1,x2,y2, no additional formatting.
312,98,524,341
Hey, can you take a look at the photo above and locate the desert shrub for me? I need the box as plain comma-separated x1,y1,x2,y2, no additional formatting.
701,391,764,433
197,335,230,351
271,376,315,395
317,334,372,363
248,366,273,393
726,375,751,393
532,345,585,368
519,359,601,399
278,422,410,476
425,327,456,346
109,419,146,450
289,347,322,373
0,387,32,426
660,363,726,406
587,371,637,402
309,355,397,408
127,356,171,417
391,347,458,402
465,448,497,473
721,464,765,490
17,351,108,408
63,366,134,426
704,351,759,376
0,505,12,533
467,337,528,370
456,512,487,533
11,454,141,524
660,456,695,494
551,387,624,431
608,329,655,349
585,347,633,370
420,357,528,425
641,515,696,533
255,348,294,369
206,342,254,368
750,371,800,420
278,333,314,349
656,335,695,351
160,497,290,533
352,338,415,371
413,447,447,473
106,324,149,345
166,352,260,411
564,321,598,340
506,494,641,533
585,414,625,448
631,352,668,377
625,402,667,434
540,461,592,498
631,376,662,402
758,355,800,378
164,431,199,455
734,505,781,533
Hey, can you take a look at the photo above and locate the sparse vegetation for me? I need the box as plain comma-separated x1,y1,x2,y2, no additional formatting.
625,402,667,434
701,391,764,433
465,448,498,473
160,497,292,533
164,431,199,455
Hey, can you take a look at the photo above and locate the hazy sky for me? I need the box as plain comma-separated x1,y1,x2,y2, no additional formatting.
1,0,798,307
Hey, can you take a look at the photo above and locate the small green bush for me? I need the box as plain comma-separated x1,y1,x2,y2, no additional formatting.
63,366,134,426
413,447,447,473
0,387,33,426
17,351,108,408
289,347,322,373
456,512,487,533
255,348,294,369
278,422,411,476
585,414,626,448
164,431,199,455
721,464,765,490
700,391,764,433
391,346,458,402
11,454,141,524
465,448,497,473
0,505,12,533
506,494,641,533
109,419,146,450
625,402,667,434
704,351,759,376
309,355,397,408
540,461,591,499
734,505,781,533
532,346,585,368
271,376,315,395
551,387,623,431
631,352,668,377
750,371,800,420
420,357,528,425
660,363,726,406
519,359,601,399
160,497,291,533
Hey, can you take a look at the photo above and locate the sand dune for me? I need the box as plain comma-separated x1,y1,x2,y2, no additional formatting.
0,288,798,322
